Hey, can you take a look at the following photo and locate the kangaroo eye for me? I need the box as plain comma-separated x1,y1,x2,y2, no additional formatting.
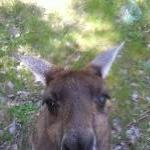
42,97,59,115
96,94,110,107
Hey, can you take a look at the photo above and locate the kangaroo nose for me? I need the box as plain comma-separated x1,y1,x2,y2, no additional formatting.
61,130,95,150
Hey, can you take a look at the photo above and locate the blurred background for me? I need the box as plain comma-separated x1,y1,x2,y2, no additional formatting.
0,0,150,149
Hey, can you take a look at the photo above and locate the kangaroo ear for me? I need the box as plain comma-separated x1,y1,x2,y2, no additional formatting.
13,54,56,85
90,42,125,79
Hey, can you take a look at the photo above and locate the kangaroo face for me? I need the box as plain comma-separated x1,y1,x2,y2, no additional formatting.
15,43,125,150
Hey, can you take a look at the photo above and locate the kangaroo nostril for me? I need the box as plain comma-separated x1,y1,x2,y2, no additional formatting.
62,135,77,150
63,143,71,150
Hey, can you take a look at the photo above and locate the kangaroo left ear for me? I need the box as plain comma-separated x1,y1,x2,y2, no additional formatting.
13,54,56,85
90,42,125,79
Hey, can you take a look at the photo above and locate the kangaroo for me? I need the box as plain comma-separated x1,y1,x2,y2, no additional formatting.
15,42,124,150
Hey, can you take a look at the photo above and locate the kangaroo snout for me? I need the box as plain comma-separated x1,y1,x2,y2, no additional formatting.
61,130,96,150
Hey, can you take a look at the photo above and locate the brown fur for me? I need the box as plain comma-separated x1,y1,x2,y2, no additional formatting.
31,69,111,150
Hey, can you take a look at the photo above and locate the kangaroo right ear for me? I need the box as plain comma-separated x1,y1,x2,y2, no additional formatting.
90,42,125,79
13,54,61,85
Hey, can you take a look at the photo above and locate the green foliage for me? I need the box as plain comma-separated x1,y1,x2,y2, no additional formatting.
0,0,150,149
0,130,13,145
9,103,38,124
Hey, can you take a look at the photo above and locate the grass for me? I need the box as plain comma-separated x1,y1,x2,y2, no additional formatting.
0,0,150,149
9,103,38,124
0,130,13,145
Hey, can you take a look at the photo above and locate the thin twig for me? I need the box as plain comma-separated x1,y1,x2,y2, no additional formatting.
127,110,150,127
144,29,150,33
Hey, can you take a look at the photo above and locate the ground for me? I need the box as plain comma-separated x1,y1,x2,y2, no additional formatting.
0,0,150,149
